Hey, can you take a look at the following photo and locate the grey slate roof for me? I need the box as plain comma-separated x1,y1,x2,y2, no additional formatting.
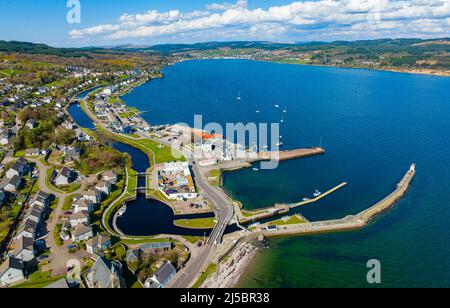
153,262,176,284
0,257,23,277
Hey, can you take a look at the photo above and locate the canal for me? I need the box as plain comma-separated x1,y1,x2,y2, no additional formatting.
67,96,236,237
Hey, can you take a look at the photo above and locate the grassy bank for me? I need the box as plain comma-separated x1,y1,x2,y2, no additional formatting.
173,217,216,229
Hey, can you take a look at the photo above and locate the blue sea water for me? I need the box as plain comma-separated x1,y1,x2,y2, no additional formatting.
122,59,450,287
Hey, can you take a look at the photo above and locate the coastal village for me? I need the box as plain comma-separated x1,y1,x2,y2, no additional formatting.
0,42,419,289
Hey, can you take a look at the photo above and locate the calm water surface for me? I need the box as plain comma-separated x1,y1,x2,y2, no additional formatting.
120,59,450,287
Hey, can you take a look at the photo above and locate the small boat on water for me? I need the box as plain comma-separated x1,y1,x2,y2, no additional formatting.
263,145,269,149
253,168,259,171
256,110,260,113
313,190,322,197
117,205,127,217
237,92,242,100
276,142,284,147
303,197,311,201
283,109,287,113
274,104,280,108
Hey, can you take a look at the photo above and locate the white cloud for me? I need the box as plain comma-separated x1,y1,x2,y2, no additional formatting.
68,0,450,42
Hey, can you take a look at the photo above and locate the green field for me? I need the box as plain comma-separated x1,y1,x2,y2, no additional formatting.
174,217,216,229
192,263,218,288
13,271,65,289
268,215,306,226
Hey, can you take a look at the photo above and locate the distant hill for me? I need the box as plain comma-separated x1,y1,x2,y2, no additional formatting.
148,38,450,53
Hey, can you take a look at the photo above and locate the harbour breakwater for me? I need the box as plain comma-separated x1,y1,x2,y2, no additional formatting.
260,163,416,237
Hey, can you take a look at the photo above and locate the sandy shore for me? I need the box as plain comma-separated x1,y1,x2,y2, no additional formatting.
201,241,258,288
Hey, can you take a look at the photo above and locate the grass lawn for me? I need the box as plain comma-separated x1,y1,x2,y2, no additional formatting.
120,237,172,245
174,217,216,230
63,194,79,211
13,271,65,289
192,263,217,288
181,235,202,244
207,169,221,187
241,209,269,218
99,127,184,164
268,215,306,226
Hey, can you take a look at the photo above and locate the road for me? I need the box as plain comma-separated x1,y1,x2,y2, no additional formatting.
31,158,88,275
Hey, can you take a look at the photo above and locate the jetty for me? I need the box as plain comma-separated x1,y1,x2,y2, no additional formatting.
250,147,325,162
260,164,416,237
237,182,347,224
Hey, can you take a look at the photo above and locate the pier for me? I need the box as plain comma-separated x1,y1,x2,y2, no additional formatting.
251,147,325,162
260,164,416,237
237,182,347,224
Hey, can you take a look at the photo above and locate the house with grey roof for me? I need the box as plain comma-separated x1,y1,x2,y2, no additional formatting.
95,181,111,196
0,257,24,286
6,157,28,179
25,148,40,157
0,175,22,193
29,191,50,208
140,242,172,256
86,257,125,288
54,167,74,186
144,262,176,288
25,119,37,129
69,210,90,227
86,234,111,255
71,223,93,242
72,198,93,213
63,147,81,162
126,249,140,264
24,207,43,224
83,189,101,204
16,219,38,239
13,236,35,262
102,170,118,184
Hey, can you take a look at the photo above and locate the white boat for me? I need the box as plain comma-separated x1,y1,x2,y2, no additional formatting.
117,205,127,217
303,197,311,201
237,92,242,100
313,190,322,197
283,109,287,113
263,145,269,149
274,104,280,108
253,168,259,171
256,110,260,113
276,142,283,147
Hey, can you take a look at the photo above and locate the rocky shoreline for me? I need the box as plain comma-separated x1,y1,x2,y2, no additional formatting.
201,241,259,288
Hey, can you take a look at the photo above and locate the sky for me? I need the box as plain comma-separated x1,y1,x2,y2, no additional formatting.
0,0,449,47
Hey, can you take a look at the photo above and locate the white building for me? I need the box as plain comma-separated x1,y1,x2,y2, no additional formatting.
0,257,24,286
13,237,35,262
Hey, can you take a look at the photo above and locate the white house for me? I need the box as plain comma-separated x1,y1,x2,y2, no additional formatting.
29,191,50,209
25,119,37,129
144,262,176,288
54,167,72,186
72,198,94,213
95,181,111,196
86,234,111,255
83,189,101,204
0,131,9,145
25,148,40,157
16,219,37,239
71,223,93,242
6,158,28,179
102,170,118,184
69,211,90,227
0,257,24,286
13,237,35,262
0,175,21,193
